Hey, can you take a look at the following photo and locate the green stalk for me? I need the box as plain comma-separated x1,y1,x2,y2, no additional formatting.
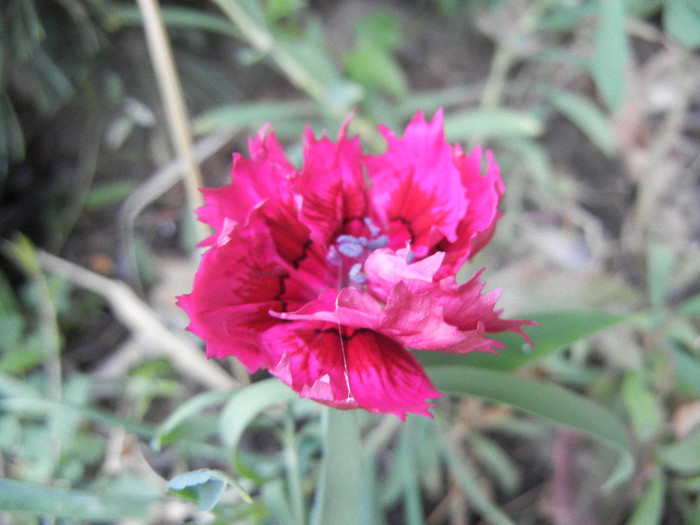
284,406,307,525
311,408,362,525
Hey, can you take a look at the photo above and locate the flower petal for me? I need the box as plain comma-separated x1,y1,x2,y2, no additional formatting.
436,269,535,341
364,247,444,302
366,109,467,254
436,147,504,278
263,323,441,419
297,118,369,246
379,281,497,353
197,127,296,247
177,224,287,370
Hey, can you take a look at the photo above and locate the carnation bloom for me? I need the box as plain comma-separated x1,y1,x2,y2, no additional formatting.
178,109,532,419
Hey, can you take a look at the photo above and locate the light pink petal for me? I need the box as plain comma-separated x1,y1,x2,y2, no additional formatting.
364,248,444,302
379,281,497,353
263,322,441,419
272,287,383,328
436,269,535,342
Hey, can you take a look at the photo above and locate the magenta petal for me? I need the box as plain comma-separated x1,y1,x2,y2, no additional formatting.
179,109,535,419
197,128,296,247
435,147,505,278
272,287,384,329
263,322,441,419
436,270,536,343
366,109,468,250
177,224,287,371
297,119,369,246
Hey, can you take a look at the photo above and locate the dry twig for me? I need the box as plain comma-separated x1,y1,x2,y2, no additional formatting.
36,250,237,391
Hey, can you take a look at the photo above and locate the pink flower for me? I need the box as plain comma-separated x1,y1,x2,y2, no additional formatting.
178,109,532,419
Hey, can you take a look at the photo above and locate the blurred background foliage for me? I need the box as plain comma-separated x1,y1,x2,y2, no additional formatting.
1,0,700,523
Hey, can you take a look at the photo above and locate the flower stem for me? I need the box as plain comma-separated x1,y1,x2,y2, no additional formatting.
311,408,362,525
284,406,306,525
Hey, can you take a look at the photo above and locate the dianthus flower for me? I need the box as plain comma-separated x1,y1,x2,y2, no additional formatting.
178,109,532,419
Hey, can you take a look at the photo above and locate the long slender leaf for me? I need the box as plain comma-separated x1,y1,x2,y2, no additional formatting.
114,6,239,36
663,0,700,49
152,389,234,450
428,365,634,489
627,472,665,525
590,0,628,111
418,311,633,371
549,91,618,157
670,343,700,398
440,441,516,525
397,422,423,525
658,429,700,475
0,397,154,438
311,408,362,525
219,378,299,452
647,242,675,314
0,479,157,521
192,99,317,135
444,109,544,140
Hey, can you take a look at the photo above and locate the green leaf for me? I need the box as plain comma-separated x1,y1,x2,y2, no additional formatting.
627,472,666,525
678,293,700,316
219,378,299,452
549,91,618,157
648,242,675,313
444,109,544,139
192,99,317,135
418,311,633,372
468,433,520,494
0,397,154,438
663,0,700,49
536,2,598,32
113,6,239,35
658,428,700,474
262,479,297,525
264,0,307,22
310,408,362,525
0,479,156,520
343,13,407,97
0,91,26,169
440,440,516,525
395,420,424,525
152,389,234,450
168,468,251,511
621,370,662,442
670,343,700,398
343,41,407,97
628,0,663,18
354,13,400,50
428,365,634,489
590,0,628,111
84,181,138,210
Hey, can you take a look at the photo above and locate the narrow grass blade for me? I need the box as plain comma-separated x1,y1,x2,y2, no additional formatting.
428,365,634,489
311,408,362,525
0,479,156,520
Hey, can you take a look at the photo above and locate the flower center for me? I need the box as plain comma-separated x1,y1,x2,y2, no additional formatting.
326,218,389,288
